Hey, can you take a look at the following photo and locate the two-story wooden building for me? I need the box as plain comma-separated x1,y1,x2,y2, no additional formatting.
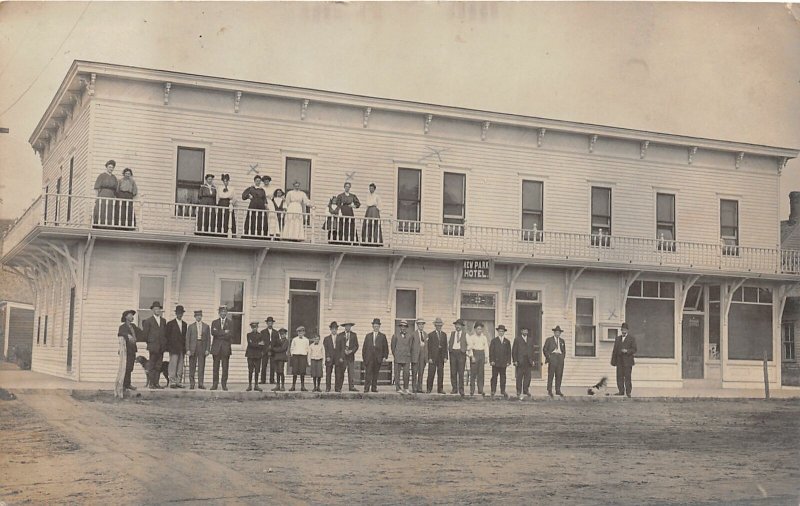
2,61,799,390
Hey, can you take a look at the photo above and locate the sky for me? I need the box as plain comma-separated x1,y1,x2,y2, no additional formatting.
1,1,799,222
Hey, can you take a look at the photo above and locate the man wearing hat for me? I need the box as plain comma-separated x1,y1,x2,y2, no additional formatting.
185,310,211,389
362,318,389,393
165,305,188,388
391,320,413,394
323,322,338,392
260,317,280,385
335,322,359,392
512,327,536,399
245,321,264,391
210,305,234,390
489,325,512,398
448,319,468,396
543,325,567,397
426,317,448,394
141,301,168,389
411,319,428,393
611,322,637,397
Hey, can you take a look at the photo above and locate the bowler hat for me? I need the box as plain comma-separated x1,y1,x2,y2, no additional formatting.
150,301,163,309
552,325,563,332
453,319,465,326
265,316,275,323
398,320,409,327
371,318,381,325
121,309,136,322
621,322,629,330
175,305,185,314
496,324,507,332
433,317,444,325
329,321,339,329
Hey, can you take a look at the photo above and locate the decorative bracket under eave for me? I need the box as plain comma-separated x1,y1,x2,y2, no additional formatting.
564,267,586,310
640,140,649,159
387,256,406,312
174,242,190,305
363,107,371,128
620,270,642,321
734,152,745,170
589,135,598,153
778,157,788,175
688,146,698,165
723,278,748,320
163,82,171,105
82,235,96,300
424,114,433,134
87,73,96,96
481,121,490,141
43,240,79,288
506,264,526,314
537,128,546,148
778,281,800,318
678,274,702,312
251,247,269,308
328,252,346,310
301,99,309,120
234,91,242,113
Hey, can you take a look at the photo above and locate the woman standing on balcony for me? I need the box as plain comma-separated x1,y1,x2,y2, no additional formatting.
335,182,361,244
216,173,236,236
196,174,218,235
115,168,138,230
283,181,312,241
272,188,286,236
242,175,268,238
93,159,118,227
262,176,279,238
361,183,383,246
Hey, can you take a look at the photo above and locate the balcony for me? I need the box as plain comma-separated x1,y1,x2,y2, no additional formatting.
2,194,800,278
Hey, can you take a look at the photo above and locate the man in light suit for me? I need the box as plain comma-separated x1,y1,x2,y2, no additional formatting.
335,322,359,392
141,301,167,389
426,317,448,394
412,319,427,393
259,316,280,385
611,322,637,397
185,309,211,389
512,326,536,400
362,318,388,393
210,305,234,391
448,319,468,397
165,305,188,388
543,325,566,398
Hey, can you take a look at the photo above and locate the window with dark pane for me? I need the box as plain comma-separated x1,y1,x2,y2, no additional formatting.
397,168,421,233
220,279,245,345
175,147,205,216
591,186,612,246
394,289,417,339
522,180,543,241
137,275,166,324
720,199,739,256
656,193,675,251
443,172,465,236
575,297,596,356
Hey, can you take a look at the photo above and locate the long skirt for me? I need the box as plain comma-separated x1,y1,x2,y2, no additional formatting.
337,206,358,243
216,199,236,236
310,359,323,378
115,192,136,229
282,202,305,241
361,206,382,245
93,189,117,227
244,207,267,238
291,355,308,375
267,205,280,237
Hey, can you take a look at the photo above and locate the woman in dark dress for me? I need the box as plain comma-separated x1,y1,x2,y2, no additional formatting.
335,182,361,243
272,188,286,237
93,160,118,227
216,173,237,236
117,309,140,391
196,174,218,235
115,168,138,230
242,175,268,238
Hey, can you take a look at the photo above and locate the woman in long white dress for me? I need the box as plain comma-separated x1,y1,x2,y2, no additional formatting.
262,176,279,237
283,181,312,241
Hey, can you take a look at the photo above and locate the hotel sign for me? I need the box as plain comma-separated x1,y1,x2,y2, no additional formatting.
462,259,493,279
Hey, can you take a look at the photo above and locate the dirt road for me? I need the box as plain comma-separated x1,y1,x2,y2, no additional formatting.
1,394,798,505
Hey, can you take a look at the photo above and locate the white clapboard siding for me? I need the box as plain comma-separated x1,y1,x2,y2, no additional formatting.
87,98,780,248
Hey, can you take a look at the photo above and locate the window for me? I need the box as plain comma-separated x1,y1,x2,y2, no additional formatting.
43,315,48,345
285,157,312,196
720,199,739,256
575,298,596,356
397,168,421,233
66,157,74,222
522,180,543,241
36,315,41,344
219,279,244,346
44,184,49,222
656,193,675,251
394,289,417,340
626,281,675,358
289,279,318,291
443,172,466,236
783,323,796,361
137,275,166,325
591,186,612,247
175,147,205,216
54,176,62,223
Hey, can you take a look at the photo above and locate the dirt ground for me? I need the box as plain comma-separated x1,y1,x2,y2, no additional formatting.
1,393,798,505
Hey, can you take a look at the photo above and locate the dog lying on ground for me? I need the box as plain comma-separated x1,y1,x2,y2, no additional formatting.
587,376,609,396
135,356,170,386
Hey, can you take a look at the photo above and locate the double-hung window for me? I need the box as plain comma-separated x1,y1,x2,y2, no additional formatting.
397,168,421,233
522,180,543,242
720,199,739,256
175,147,205,217
591,186,612,247
575,298,596,356
656,193,676,251
443,172,465,236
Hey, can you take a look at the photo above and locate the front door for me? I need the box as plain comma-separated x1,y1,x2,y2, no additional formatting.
682,314,704,379
516,302,542,378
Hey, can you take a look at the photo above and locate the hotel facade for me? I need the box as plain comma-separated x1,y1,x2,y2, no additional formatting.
2,61,799,390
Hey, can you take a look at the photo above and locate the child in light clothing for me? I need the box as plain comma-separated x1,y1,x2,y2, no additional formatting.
289,326,310,391
308,335,325,392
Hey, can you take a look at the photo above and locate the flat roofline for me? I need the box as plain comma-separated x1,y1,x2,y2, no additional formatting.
30,60,800,160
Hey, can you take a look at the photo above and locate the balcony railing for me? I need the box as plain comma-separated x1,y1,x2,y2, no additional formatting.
3,194,800,276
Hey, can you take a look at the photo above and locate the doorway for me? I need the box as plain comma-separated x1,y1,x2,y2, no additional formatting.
287,278,320,375
682,314,704,379
515,297,542,379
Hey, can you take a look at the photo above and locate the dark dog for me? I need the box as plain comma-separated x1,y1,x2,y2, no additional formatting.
135,356,170,386
587,376,608,396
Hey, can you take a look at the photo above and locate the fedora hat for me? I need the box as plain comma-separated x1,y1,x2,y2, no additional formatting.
150,301,163,309
342,322,355,327
398,320,409,327
496,324,507,332
453,318,465,326
121,309,136,322
371,318,381,325
433,317,444,325
416,318,426,324
218,305,228,311
552,325,563,332
329,321,339,329
265,316,275,323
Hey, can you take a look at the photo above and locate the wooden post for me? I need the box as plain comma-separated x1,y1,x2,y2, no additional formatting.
115,335,127,399
762,350,770,400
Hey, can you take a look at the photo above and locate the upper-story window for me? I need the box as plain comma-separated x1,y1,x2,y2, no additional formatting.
720,199,739,256
175,147,205,216
397,168,421,233
591,186,612,247
522,180,543,242
656,193,676,251
66,157,74,222
443,172,465,236
285,157,312,197
54,176,62,223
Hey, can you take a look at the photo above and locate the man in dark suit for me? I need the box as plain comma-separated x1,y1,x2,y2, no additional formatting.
141,301,167,389
611,322,637,397
426,317,448,394
335,322,359,392
210,305,234,391
512,326,536,399
185,309,211,389
543,325,566,398
489,324,512,398
323,322,338,392
260,316,279,384
165,305,188,388
448,319,468,396
362,318,388,393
